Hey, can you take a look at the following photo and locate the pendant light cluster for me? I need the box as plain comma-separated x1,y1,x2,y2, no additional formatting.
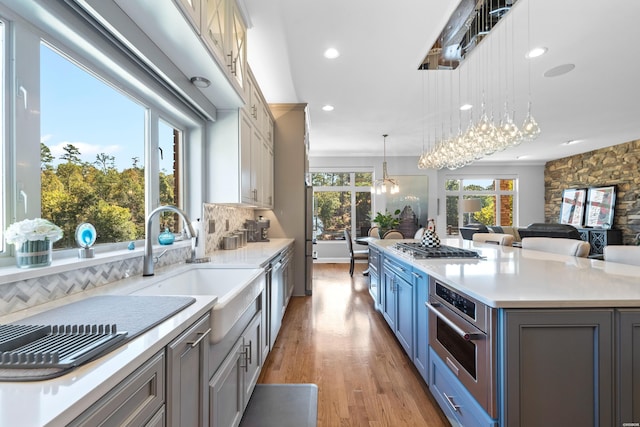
417,0,541,170
371,134,400,195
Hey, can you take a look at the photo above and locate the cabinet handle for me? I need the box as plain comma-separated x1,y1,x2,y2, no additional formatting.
426,302,483,341
188,328,211,348
443,393,460,412
411,272,422,279
244,341,253,365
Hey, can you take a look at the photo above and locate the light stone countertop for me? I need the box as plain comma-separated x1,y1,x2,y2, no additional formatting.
0,238,292,426
371,238,640,309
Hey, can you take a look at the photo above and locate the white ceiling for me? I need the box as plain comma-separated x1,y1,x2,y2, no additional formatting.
243,0,640,163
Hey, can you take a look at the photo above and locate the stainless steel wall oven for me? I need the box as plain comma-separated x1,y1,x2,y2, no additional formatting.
426,278,498,418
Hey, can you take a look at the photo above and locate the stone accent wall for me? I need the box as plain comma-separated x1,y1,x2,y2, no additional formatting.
545,139,640,244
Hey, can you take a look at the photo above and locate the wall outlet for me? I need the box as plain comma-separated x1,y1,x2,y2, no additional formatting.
209,220,215,233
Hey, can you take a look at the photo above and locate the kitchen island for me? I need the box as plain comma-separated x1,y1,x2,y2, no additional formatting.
369,238,640,427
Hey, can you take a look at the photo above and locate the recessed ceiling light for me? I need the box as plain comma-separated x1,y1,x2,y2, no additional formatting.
544,63,576,78
460,103,473,111
322,105,334,112
516,155,528,160
324,48,340,59
525,46,547,59
562,139,582,145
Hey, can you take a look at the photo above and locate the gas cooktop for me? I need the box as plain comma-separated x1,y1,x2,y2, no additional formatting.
393,242,482,259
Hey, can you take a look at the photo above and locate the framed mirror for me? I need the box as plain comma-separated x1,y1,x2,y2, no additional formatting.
585,186,616,228
559,188,587,227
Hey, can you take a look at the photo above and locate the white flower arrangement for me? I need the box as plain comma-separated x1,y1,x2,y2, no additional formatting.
5,218,63,246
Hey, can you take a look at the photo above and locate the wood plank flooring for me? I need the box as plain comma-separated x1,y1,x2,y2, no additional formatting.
258,263,450,426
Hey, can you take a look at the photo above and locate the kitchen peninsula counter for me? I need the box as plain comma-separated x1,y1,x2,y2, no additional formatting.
0,238,293,426
370,238,640,308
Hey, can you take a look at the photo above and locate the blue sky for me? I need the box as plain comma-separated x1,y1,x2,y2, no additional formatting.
40,44,175,173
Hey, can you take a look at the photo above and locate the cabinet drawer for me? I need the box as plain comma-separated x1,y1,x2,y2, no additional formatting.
383,257,412,283
368,248,379,274
429,348,497,427
70,350,165,427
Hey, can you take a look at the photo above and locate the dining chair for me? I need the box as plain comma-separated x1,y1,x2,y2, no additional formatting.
413,228,425,239
473,232,514,246
368,227,380,238
603,245,640,266
521,237,591,257
344,229,368,276
382,230,404,239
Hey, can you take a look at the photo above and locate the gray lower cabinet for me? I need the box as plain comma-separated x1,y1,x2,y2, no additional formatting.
210,312,262,427
166,313,211,427
69,350,165,426
368,246,381,309
501,309,614,427
617,309,640,425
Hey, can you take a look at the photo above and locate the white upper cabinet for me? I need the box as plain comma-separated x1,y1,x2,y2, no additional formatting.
174,0,246,90
175,0,202,33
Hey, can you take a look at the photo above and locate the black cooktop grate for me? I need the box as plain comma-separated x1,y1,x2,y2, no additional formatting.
394,242,482,259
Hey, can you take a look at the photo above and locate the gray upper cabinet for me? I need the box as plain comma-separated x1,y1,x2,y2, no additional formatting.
501,309,614,427
166,313,211,427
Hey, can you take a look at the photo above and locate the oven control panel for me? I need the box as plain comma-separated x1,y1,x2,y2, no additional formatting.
435,282,476,320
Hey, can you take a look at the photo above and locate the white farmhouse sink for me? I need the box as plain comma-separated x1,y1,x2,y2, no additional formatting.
132,267,264,343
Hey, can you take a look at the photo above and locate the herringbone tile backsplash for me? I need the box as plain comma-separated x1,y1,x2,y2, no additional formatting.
0,204,255,317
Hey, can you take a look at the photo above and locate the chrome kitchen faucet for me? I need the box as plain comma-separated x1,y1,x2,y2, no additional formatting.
143,205,197,276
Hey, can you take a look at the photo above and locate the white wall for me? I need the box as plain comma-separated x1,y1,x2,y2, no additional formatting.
309,156,545,261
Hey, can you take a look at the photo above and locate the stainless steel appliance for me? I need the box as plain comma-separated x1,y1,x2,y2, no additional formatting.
426,278,498,418
304,185,314,295
257,216,270,242
393,242,482,259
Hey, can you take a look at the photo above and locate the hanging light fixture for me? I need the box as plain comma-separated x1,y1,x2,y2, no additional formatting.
415,0,541,170
371,134,399,195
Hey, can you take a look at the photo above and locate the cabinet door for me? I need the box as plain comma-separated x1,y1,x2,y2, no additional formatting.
167,313,211,427
242,314,262,410
381,262,396,330
240,111,253,203
176,0,202,33
250,128,263,205
502,309,614,427
202,0,228,68
618,309,640,425
395,273,414,357
262,141,274,208
413,269,429,383
210,339,244,427
229,1,246,87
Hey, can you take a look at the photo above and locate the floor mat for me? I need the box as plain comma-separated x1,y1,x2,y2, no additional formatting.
240,383,318,427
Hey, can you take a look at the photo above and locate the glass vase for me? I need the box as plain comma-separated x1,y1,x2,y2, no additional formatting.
16,239,53,268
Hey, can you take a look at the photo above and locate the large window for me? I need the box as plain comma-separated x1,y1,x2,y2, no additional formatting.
1,4,203,258
311,171,372,240
445,178,517,236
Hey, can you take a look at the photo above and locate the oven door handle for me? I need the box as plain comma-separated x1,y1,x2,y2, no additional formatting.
425,301,484,341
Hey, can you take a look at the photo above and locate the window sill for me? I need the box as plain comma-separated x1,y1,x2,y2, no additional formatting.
0,240,191,286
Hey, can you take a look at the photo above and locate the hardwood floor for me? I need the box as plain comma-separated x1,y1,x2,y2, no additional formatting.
258,263,450,426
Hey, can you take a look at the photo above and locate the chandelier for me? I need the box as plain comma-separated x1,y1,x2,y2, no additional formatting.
372,134,399,195
417,0,541,171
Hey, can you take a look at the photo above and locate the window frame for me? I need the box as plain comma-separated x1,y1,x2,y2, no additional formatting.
310,168,373,240
444,175,518,231
0,4,206,263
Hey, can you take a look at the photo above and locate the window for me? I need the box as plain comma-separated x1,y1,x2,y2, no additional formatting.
311,171,372,240
40,43,146,247
1,4,203,258
445,177,517,236
0,21,4,252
